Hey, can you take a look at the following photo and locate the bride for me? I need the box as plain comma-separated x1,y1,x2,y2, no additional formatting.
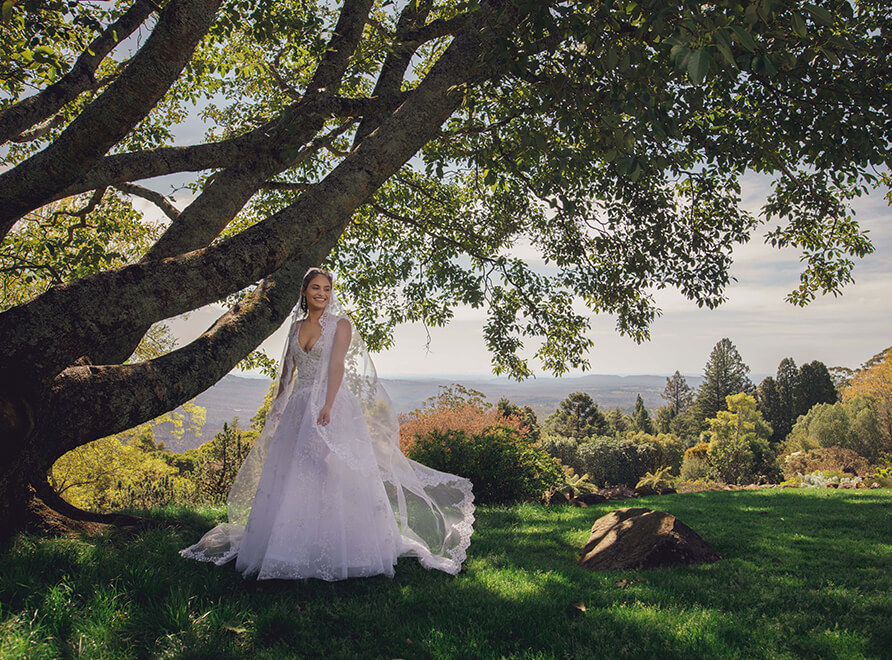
179,268,475,580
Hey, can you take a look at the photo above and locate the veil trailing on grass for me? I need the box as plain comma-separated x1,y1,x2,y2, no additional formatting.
179,287,475,576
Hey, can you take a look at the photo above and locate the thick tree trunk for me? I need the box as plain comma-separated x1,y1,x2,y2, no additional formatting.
0,0,517,540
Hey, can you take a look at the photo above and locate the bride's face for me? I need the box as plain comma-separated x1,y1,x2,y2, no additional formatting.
304,274,332,312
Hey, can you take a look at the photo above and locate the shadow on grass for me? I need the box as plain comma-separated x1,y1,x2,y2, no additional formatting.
1,490,890,659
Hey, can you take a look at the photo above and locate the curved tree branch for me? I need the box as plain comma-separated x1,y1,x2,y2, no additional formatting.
353,0,433,148
81,0,377,368
142,0,375,263
8,114,66,143
0,0,222,242
41,241,332,455
113,183,181,221
0,0,512,388
45,92,410,206
0,0,157,145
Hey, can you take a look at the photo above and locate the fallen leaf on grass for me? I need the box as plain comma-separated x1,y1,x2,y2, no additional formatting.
571,601,586,613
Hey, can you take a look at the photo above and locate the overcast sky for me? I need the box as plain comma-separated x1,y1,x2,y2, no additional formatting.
163,174,891,381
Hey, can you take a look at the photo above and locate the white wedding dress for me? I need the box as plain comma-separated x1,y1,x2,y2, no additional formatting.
180,299,475,581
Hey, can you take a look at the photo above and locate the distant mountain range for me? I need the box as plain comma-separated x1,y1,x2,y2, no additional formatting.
154,372,703,453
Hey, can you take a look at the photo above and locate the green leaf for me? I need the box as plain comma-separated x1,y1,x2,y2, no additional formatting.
715,44,739,69
1,0,16,24
730,26,756,52
687,49,710,84
791,12,807,38
804,4,835,27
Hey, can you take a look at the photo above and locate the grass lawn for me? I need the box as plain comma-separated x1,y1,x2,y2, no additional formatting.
1,488,890,659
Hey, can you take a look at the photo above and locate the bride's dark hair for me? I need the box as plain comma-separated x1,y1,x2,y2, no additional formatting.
299,267,333,314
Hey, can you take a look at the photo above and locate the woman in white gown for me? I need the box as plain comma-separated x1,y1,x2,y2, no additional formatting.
180,268,475,580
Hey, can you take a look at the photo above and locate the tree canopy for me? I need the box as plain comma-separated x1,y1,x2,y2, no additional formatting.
544,392,610,439
757,357,837,442
694,337,754,422
0,0,890,535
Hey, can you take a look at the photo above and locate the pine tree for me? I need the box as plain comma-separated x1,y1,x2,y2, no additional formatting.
694,338,753,423
758,358,838,444
775,357,799,440
632,394,655,434
544,392,610,439
796,360,838,416
662,370,694,415
607,407,632,436
756,375,785,443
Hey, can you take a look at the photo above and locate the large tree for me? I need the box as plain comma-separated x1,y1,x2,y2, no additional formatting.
1,0,889,536
694,337,753,422
544,392,610,440
757,357,837,442
662,370,694,416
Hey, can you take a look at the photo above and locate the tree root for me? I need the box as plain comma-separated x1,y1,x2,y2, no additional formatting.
25,481,182,537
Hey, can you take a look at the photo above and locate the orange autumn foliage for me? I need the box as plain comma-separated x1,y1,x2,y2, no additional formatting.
842,346,892,442
399,403,527,454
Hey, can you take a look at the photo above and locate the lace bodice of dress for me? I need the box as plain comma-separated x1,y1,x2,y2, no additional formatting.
293,329,323,388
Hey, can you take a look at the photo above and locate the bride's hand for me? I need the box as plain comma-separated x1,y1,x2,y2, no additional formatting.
317,405,332,426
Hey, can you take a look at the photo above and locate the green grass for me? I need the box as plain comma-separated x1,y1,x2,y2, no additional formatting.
1,490,890,659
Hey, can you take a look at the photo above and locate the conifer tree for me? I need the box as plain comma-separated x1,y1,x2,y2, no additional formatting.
662,370,694,415
694,338,753,423
632,394,655,434
544,392,610,440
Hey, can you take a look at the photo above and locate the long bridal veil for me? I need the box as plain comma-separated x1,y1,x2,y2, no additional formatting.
179,288,475,576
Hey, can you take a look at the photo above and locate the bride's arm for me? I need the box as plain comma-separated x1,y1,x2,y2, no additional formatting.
317,318,351,426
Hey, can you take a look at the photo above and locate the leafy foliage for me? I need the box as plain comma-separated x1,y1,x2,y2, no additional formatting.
842,346,892,446
543,392,610,439
398,385,528,454
5,0,885,381
636,466,676,492
784,397,888,462
540,431,683,488
757,358,838,443
780,446,871,482
50,401,206,509
50,427,192,510
406,428,562,504
703,393,777,484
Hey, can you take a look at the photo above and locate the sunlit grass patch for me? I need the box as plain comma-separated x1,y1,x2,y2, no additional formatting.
1,489,890,658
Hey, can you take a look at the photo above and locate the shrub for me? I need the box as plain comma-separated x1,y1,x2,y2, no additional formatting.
624,431,685,473
865,466,892,488
636,466,676,491
785,398,888,462
708,434,757,484
542,432,685,488
577,437,656,488
680,453,712,482
539,434,584,474
780,446,871,481
406,428,563,504
559,467,598,496
702,393,778,484
399,389,528,454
